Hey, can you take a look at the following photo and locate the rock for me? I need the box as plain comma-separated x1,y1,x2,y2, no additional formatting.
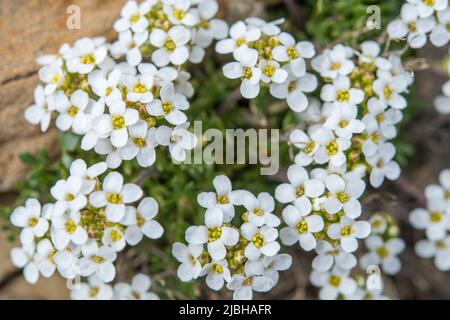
0,0,125,192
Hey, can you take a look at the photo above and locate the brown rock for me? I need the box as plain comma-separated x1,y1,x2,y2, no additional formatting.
0,0,125,192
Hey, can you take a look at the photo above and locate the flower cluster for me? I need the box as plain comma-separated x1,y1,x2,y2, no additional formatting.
71,273,159,300
172,175,292,300
387,0,449,48
10,159,164,284
25,1,226,168
410,169,450,271
216,18,317,112
360,213,405,275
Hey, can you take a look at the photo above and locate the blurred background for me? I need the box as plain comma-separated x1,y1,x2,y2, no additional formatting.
0,0,449,299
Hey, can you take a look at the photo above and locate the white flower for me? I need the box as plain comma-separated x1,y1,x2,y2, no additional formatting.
312,241,357,272
289,129,319,166
69,159,108,195
245,17,284,36
260,254,292,285
123,73,154,103
38,63,64,95
425,169,450,208
185,207,239,260
310,267,357,300
53,244,81,279
407,0,448,18
360,235,405,275
272,33,315,76
54,90,92,134
430,8,450,46
415,236,450,271
114,0,150,33
275,164,325,211
258,59,288,84
373,71,408,110
361,114,383,158
363,97,403,140
51,175,87,213
358,41,392,70
150,26,191,66
89,171,143,222
172,242,203,281
10,243,39,284
387,4,436,48
147,83,189,125
88,68,123,105
409,202,449,240
197,175,238,222
122,197,163,245
33,239,57,278
320,76,364,109
434,80,450,114
114,273,159,300
102,227,126,252
24,85,54,132
238,192,280,227
280,205,324,251
118,121,158,167
226,274,273,300
215,20,261,56
71,276,114,300
270,68,317,112
155,123,198,162
78,241,117,283
366,143,401,188
175,70,195,98
164,0,199,26
111,30,149,66
311,128,351,167
312,44,355,79
200,260,232,291
323,103,365,139
51,211,88,250
65,37,108,74
222,47,261,99
10,199,49,244
327,216,371,253
93,99,139,148
241,223,280,260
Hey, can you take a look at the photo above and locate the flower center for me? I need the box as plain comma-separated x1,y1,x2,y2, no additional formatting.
422,0,435,7
65,219,77,234
105,86,113,96
288,81,297,92
235,38,246,47
287,47,299,60
110,229,123,241
336,90,350,102
243,277,253,286
111,115,125,129
133,138,147,147
91,255,105,264
65,193,75,201
253,208,264,216
129,13,140,24
384,86,393,100
304,141,315,154
371,132,380,144
164,38,176,52
445,190,450,199
296,185,305,197
68,106,79,117
339,120,349,128
340,225,354,237
242,66,253,79
133,82,147,93
107,193,123,204
407,22,417,32
136,214,145,227
336,192,349,203
446,23,450,32
330,63,341,71
436,240,447,249
208,227,222,242
296,220,308,234
210,263,223,274
51,74,60,84
430,211,443,223
376,246,389,259
217,195,229,204
89,287,99,297
263,64,276,77
326,140,339,156
162,101,174,114
252,233,265,248
328,275,341,287
172,9,185,20
28,217,38,228
81,54,95,65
